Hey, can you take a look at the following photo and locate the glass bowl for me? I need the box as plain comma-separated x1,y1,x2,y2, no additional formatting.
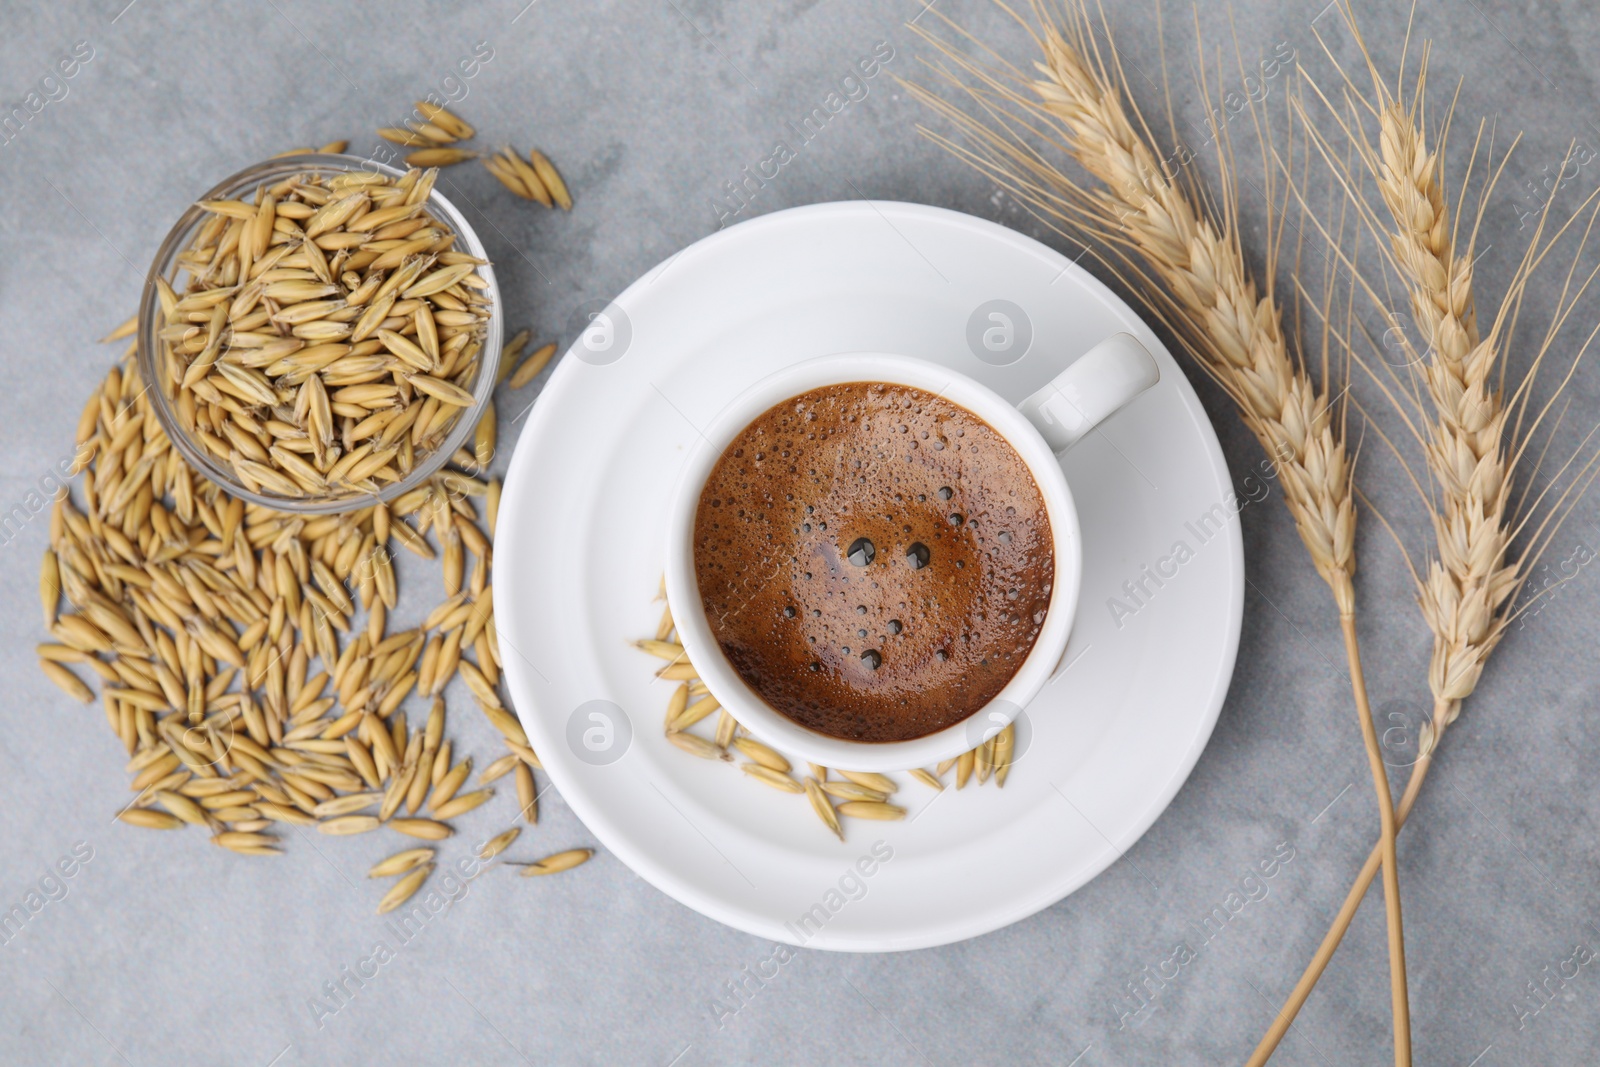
136,153,502,515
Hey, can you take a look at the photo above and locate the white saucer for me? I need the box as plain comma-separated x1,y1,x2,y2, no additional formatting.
494,202,1243,952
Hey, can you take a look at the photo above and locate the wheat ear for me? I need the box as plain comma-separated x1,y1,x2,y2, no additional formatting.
905,6,1410,1060
1376,107,1516,724
1248,12,1600,1062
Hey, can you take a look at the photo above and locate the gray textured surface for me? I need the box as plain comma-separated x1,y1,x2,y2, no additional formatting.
3,1,1600,1064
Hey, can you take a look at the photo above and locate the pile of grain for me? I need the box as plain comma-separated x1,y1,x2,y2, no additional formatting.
639,594,1015,841
39,105,581,910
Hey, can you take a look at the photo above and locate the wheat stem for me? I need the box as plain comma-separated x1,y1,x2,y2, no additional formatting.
1339,612,1409,1063
1246,697,1444,1067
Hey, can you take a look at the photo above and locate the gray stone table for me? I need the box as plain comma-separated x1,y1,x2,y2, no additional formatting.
2,1,1599,1064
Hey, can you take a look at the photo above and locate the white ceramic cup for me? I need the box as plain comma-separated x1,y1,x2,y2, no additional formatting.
664,334,1160,772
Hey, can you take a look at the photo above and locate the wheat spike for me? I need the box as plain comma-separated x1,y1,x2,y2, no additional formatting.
1369,99,1516,715
1030,31,1355,602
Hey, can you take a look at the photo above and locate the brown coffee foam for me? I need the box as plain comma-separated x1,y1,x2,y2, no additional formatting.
693,381,1053,743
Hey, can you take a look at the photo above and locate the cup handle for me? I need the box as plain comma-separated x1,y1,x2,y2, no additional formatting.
1016,333,1160,452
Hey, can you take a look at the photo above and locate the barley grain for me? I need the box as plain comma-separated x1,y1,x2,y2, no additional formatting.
378,128,432,147
837,770,896,795
40,550,60,628
528,151,572,210
732,737,789,773
368,847,434,877
479,753,518,784
669,695,719,733
820,780,887,804
517,848,591,876
506,741,541,769
480,704,527,747
41,659,94,702
153,790,210,826
102,316,138,342
804,777,844,840
377,863,432,913
740,763,804,793
992,725,1014,787
432,788,492,820
507,342,557,388
414,102,474,139
312,793,381,817
837,800,905,821
667,731,729,761
514,761,537,824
